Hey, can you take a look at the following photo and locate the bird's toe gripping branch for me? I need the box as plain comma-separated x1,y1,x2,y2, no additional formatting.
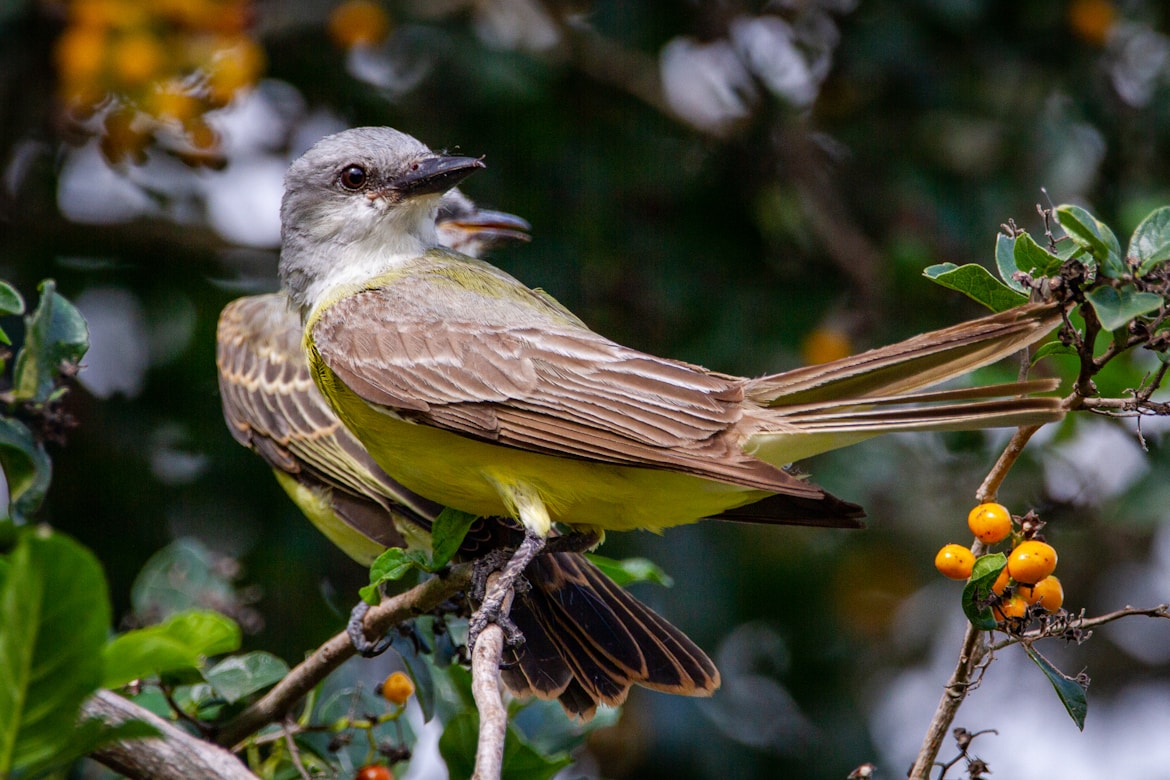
347,599,395,658
468,530,546,651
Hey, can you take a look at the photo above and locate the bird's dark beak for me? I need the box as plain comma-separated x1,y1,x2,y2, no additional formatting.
392,155,486,198
438,209,531,246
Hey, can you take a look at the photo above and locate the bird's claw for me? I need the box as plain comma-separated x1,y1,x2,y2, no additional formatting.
347,600,394,657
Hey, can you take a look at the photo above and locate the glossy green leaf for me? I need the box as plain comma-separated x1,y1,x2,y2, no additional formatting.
0,528,110,776
203,651,289,704
1085,286,1163,331
923,263,1028,312
1056,204,1124,277
0,417,51,522
431,508,477,568
13,280,89,405
1129,206,1170,274
1013,231,1062,278
585,554,674,587
0,282,25,346
102,609,241,689
1024,644,1088,730
359,547,430,605
994,234,1026,291
960,552,1006,630
1031,341,1077,364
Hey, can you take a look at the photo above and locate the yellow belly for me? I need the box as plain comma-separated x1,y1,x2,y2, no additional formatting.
320,368,768,534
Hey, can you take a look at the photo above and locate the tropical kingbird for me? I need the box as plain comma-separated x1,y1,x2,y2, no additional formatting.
278,127,1065,632
217,193,718,719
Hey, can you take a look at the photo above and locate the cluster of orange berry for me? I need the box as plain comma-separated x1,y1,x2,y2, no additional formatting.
348,672,415,780
50,0,265,165
935,503,1063,623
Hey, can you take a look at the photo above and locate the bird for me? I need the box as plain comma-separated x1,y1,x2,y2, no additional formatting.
216,190,719,720
277,126,1066,634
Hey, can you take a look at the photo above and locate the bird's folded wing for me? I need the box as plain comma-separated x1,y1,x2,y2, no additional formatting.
312,285,819,495
217,294,441,528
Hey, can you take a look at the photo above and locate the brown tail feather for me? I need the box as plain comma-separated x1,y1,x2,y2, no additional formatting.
500,551,720,720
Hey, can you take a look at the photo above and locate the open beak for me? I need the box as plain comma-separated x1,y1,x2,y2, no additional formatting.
438,208,531,248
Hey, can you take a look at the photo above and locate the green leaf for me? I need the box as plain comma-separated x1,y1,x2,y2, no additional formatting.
13,280,89,405
203,651,289,704
430,508,477,568
359,547,431,605
994,234,1026,292
1085,286,1163,331
1031,341,1077,364
1024,644,1088,730
0,417,52,522
1128,206,1170,275
960,552,1006,630
438,713,571,780
101,609,241,689
585,554,674,587
0,528,110,776
0,282,25,346
1056,204,1124,278
1013,231,1063,278
923,263,1028,312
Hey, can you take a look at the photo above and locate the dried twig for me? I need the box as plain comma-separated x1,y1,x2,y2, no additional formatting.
216,564,472,748
471,573,516,780
84,690,256,780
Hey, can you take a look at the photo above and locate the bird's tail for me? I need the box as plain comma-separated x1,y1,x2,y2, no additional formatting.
740,302,1067,465
462,519,718,720
499,551,719,720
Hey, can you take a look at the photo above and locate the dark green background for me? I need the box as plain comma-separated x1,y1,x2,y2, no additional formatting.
2,1,1169,777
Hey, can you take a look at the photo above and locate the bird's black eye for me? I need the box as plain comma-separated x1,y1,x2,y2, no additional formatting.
339,165,367,190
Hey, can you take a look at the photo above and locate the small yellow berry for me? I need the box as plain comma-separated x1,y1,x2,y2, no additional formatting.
381,671,414,706
967,503,1012,544
935,544,975,580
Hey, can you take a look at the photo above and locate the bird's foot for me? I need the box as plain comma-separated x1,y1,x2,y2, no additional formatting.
467,531,546,651
347,600,394,657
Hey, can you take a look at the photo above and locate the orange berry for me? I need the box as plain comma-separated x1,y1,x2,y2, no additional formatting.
111,30,165,86
967,503,1012,544
1007,540,1058,585
356,765,393,780
328,0,392,49
993,594,1027,622
55,25,108,83
934,544,975,580
1068,0,1116,47
206,37,265,103
800,327,852,366
1019,576,1063,612
990,566,1011,596
381,671,414,706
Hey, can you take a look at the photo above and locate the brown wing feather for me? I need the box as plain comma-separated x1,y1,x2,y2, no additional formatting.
313,286,812,495
217,294,441,526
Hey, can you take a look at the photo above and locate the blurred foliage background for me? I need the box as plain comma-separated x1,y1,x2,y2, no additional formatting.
2,0,1170,777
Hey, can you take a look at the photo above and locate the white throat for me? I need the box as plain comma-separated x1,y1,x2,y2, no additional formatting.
284,194,440,316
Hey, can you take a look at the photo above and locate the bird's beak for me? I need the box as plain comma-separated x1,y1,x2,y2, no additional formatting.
390,155,486,199
438,209,532,246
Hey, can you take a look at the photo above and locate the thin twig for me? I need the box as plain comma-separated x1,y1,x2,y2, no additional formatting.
989,604,1170,652
908,623,989,779
975,424,1043,503
471,574,515,780
282,720,312,780
216,564,472,748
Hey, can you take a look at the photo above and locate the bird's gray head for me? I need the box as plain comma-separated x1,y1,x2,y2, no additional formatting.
278,127,484,315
